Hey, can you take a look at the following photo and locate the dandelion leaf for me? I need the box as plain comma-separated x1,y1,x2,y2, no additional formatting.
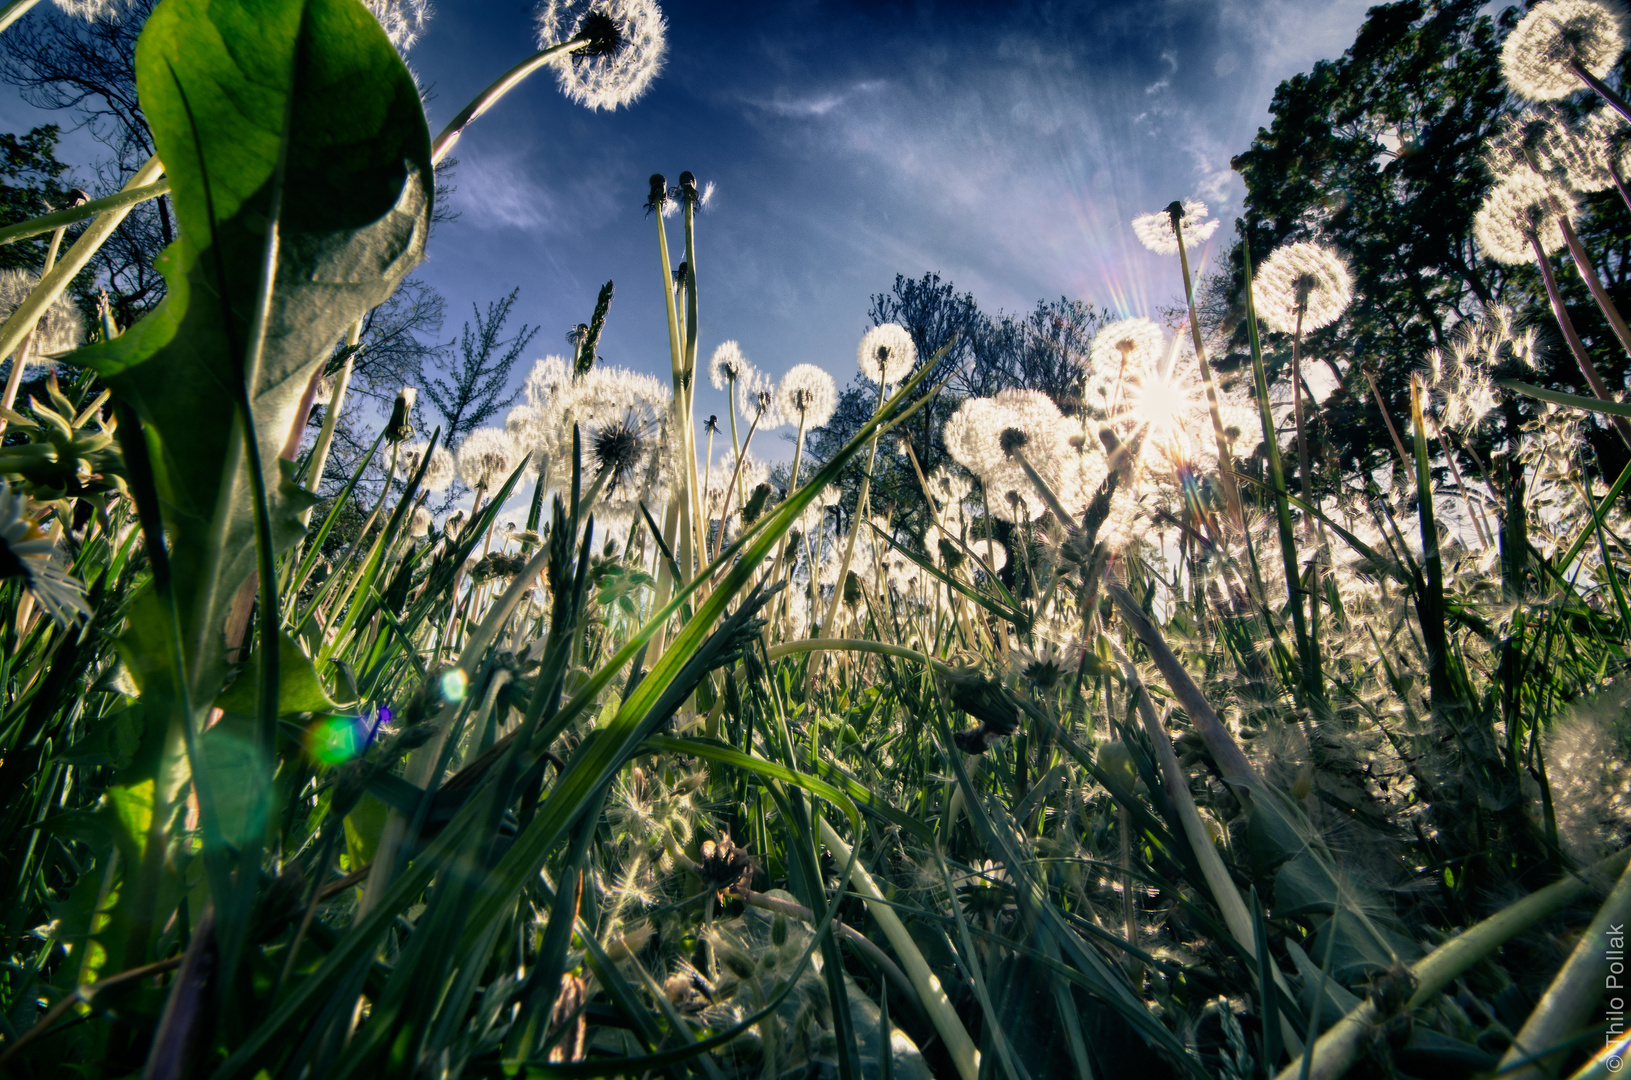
215,631,342,717
69,0,431,709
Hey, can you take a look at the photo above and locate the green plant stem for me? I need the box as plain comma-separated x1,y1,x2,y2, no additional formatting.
0,0,44,36
1501,858,1631,1080
1172,212,1245,532
0,180,171,248
430,39,579,165
819,381,887,637
303,315,361,492
818,817,980,1080
1529,231,1631,448
1277,845,1631,1080
1240,235,1318,702
0,215,67,431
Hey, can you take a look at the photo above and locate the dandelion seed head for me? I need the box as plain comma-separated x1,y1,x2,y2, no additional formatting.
0,270,84,357
1542,109,1620,191
1474,169,1575,264
1501,0,1629,101
410,506,434,537
1130,199,1221,255
736,369,784,430
775,364,837,428
708,340,751,390
1543,686,1631,863
456,427,520,490
401,441,455,493
857,323,915,386
534,0,667,111
1253,241,1353,335
364,0,432,53
1086,318,1166,417
49,0,128,20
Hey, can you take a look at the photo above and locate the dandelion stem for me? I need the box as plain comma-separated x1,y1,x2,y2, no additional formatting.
303,315,361,493
1529,230,1631,447
431,39,581,165
0,214,65,433
1172,209,1245,532
1570,58,1631,126
1240,235,1318,702
1558,215,1631,363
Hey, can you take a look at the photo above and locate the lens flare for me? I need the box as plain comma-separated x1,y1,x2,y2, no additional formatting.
307,715,365,765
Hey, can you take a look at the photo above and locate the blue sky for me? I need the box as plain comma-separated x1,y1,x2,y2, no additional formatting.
403,0,1379,459
0,0,1382,463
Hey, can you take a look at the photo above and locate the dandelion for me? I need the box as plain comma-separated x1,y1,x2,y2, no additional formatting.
365,0,432,53
1086,318,1166,415
775,364,837,430
1542,687,1631,864
1130,199,1220,255
856,323,915,386
47,0,130,20
409,506,434,537
0,480,89,626
1473,170,1575,264
401,440,455,493
0,269,84,358
548,364,672,515
1500,0,1629,102
456,427,519,492
735,370,782,430
589,409,661,494
534,0,667,112
1252,242,1353,336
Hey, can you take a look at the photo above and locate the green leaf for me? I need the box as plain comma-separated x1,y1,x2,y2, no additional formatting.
72,0,431,709
1499,378,1631,418
215,631,342,716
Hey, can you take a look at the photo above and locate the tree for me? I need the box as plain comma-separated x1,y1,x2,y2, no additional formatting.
803,276,1098,563
0,0,175,325
422,287,537,451
0,125,80,272
1217,0,1631,497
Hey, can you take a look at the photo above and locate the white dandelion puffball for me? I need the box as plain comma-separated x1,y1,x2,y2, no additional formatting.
534,0,667,112
776,364,838,428
523,355,573,410
49,0,127,19
952,389,1073,515
1086,317,1167,415
1501,0,1629,102
0,270,84,357
736,369,784,429
456,427,519,490
943,397,1001,475
1474,170,1576,264
1089,317,1166,380
539,363,672,516
402,441,456,493
365,0,431,53
410,506,434,538
708,340,752,390
1130,199,1221,255
1252,241,1354,335
857,323,916,385
1560,106,1631,190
